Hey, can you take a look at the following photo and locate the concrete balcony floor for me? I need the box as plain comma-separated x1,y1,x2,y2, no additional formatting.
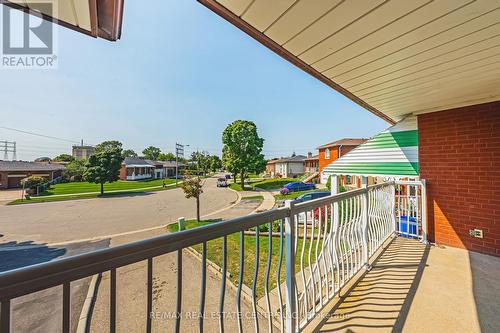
310,237,500,333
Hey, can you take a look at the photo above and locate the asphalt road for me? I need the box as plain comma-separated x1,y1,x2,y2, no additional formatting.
0,175,238,332
0,175,237,245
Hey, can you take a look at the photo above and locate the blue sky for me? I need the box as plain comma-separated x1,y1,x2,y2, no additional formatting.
1,1,388,161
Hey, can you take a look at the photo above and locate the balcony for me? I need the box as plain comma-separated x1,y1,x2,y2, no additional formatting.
0,182,498,332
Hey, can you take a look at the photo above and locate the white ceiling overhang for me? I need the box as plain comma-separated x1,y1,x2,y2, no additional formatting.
199,0,500,124
1,0,123,41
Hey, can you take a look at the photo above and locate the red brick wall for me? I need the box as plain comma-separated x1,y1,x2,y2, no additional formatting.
119,165,127,180
418,101,500,256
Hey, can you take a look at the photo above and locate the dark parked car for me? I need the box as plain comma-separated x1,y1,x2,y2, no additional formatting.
293,191,330,203
281,181,315,193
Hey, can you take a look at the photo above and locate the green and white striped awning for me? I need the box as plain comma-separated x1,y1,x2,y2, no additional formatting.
322,116,419,177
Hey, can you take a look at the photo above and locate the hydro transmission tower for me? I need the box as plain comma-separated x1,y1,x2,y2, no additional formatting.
1,141,16,160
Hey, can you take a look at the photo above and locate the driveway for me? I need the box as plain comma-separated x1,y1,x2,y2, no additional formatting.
0,175,237,245
0,189,23,205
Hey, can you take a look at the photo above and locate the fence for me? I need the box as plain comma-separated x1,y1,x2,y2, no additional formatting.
0,182,397,333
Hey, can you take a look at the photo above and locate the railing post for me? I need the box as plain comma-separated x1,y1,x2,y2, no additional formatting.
284,199,296,333
420,179,428,244
361,179,370,270
391,182,397,235
331,176,339,227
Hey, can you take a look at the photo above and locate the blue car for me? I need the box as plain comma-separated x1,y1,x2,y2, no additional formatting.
281,181,315,193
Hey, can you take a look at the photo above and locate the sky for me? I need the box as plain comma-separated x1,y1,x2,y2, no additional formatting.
0,1,388,161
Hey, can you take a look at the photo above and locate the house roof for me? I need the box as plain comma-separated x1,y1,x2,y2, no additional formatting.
123,158,185,168
123,157,154,167
0,161,66,172
200,1,500,123
317,138,367,150
322,116,419,177
275,155,307,163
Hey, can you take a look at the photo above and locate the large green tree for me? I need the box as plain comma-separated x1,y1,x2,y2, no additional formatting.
191,151,211,176
84,148,123,194
95,140,123,154
222,120,265,188
53,153,74,162
158,152,175,161
209,155,222,172
143,146,161,160
62,159,86,182
122,149,138,158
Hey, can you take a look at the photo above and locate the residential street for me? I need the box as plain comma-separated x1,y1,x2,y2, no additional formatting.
0,175,237,245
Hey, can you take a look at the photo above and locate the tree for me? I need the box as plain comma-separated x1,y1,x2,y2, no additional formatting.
53,154,74,162
222,120,266,188
62,159,86,182
191,151,211,176
209,155,222,172
143,146,161,160
84,148,123,194
181,173,204,222
158,152,175,161
122,149,137,158
95,140,123,154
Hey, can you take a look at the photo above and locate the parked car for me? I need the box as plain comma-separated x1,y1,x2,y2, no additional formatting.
281,181,315,193
293,191,330,203
217,178,228,187
224,174,231,180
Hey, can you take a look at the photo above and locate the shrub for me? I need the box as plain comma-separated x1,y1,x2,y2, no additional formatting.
280,187,290,195
21,176,46,189
326,175,331,191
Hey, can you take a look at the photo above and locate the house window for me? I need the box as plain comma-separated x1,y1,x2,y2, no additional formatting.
325,148,330,159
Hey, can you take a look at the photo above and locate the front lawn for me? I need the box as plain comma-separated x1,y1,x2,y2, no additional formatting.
241,195,264,201
40,178,176,196
167,219,318,298
8,178,179,205
251,178,297,190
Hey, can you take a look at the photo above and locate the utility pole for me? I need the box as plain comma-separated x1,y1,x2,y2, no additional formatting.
175,143,186,186
1,140,16,160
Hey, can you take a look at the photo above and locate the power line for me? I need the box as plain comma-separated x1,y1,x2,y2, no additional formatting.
0,126,85,145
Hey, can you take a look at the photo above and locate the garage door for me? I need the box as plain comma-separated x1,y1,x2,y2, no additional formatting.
7,177,23,188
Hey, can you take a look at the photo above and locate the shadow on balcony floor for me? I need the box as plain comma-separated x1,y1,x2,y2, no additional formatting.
314,237,500,333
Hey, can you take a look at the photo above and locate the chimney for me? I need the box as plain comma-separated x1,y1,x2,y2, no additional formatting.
307,152,312,158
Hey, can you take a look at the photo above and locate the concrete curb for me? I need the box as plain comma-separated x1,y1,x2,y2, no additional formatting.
76,273,101,333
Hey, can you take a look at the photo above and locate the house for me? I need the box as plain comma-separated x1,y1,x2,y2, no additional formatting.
0,160,65,189
274,155,306,178
317,138,366,183
119,157,184,181
304,152,319,174
119,157,155,181
265,158,278,177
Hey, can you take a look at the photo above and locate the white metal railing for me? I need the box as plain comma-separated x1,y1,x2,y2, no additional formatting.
0,182,397,333
285,182,396,331
395,180,427,243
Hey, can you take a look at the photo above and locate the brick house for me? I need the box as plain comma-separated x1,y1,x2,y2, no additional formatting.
317,138,366,183
304,152,319,174
265,158,278,177
0,161,65,189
